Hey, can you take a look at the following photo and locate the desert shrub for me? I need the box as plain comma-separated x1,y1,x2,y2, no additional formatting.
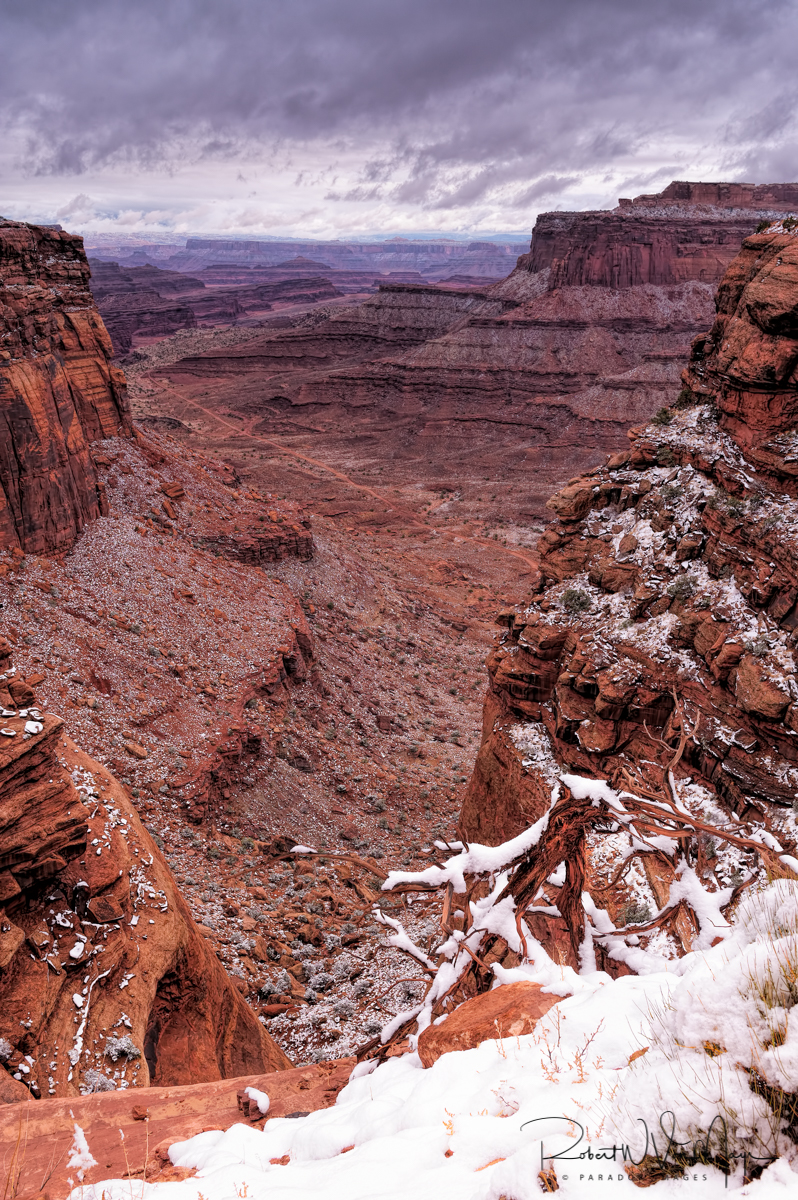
104,1034,141,1062
675,385,702,408
651,407,673,426
619,900,652,926
745,634,772,659
667,575,695,600
608,880,798,1180
561,587,592,614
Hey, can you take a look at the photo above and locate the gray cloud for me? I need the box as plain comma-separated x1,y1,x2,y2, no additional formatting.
1,0,796,232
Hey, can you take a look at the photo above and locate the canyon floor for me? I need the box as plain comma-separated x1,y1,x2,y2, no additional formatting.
10,308,542,1068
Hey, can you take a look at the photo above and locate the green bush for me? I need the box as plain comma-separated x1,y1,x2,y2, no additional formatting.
667,575,695,600
651,407,673,426
675,385,701,408
619,900,652,926
561,587,592,614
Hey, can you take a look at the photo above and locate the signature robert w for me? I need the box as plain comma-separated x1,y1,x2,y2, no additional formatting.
521,1112,769,1184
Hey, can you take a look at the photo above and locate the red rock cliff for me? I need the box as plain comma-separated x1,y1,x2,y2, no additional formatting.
0,219,132,554
0,636,290,1100
461,220,798,962
623,179,798,210
683,219,798,462
527,209,770,287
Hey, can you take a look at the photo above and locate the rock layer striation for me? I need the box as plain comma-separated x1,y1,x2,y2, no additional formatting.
0,219,132,554
0,639,290,1100
462,222,798,890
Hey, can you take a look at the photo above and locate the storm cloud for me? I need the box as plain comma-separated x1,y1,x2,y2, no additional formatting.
1,0,797,235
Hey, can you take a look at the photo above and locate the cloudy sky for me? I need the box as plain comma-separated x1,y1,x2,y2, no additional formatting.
2,0,797,240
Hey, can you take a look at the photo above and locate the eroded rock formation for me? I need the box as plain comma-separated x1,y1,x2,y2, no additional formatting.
459,220,798,974
89,259,345,354
0,1058,354,1194
621,179,798,211
0,219,132,554
0,639,290,1100
147,183,795,526
527,210,761,287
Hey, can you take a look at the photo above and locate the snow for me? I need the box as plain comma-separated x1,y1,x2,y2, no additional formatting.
244,1085,270,1115
66,786,798,1199
69,897,798,1197
67,1123,97,1182
382,788,559,894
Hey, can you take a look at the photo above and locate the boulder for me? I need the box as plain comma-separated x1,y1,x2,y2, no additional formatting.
417,981,562,1068
734,655,790,721
546,482,595,523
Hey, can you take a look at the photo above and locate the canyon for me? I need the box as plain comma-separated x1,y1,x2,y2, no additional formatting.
2,184,798,1192
85,233,528,280
455,213,798,979
127,181,791,545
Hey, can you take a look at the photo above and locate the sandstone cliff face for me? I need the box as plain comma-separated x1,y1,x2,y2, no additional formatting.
463,220,798,891
526,210,760,287
0,219,132,554
0,639,290,1100
622,179,798,211
683,220,798,462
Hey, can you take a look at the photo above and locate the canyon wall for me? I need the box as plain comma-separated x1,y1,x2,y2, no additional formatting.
526,210,762,286
89,259,345,354
621,179,798,210
462,221,798,889
0,219,132,554
142,185,797,532
0,639,289,1099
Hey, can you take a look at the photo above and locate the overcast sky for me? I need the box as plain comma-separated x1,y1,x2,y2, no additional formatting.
1,0,797,240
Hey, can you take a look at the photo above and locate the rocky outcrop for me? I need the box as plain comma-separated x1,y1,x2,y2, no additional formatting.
0,642,290,1101
620,179,798,210
462,220,798,864
416,981,560,1067
0,1057,354,1195
526,210,763,287
683,219,798,464
0,219,132,554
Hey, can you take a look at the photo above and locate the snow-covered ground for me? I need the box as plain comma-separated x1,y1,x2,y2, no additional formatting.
71,879,798,1198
